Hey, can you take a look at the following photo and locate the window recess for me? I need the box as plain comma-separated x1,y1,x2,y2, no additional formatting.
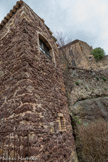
39,35,52,59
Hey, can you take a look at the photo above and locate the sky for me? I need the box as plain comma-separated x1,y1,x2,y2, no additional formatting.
0,0,108,54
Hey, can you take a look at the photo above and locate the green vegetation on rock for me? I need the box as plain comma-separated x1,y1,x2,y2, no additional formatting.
75,81,80,86
101,76,107,81
91,47,105,61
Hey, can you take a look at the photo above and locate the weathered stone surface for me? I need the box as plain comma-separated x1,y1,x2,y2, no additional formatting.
64,67,108,125
59,39,108,70
0,1,77,161
73,96,108,124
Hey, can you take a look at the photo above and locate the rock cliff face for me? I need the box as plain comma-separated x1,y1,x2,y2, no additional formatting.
59,39,108,125
64,67,108,125
59,29,108,162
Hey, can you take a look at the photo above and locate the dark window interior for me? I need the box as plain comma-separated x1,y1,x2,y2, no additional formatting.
39,39,50,57
72,60,76,66
89,56,92,60
60,117,65,129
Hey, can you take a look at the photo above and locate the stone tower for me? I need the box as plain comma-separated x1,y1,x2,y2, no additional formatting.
0,1,77,161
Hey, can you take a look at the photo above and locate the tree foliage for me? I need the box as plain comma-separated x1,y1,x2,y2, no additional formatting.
91,47,105,61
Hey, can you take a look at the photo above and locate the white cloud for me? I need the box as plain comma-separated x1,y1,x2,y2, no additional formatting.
0,0,108,53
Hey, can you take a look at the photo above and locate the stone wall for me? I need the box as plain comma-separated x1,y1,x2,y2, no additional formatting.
0,1,77,161
59,40,108,70
59,40,96,70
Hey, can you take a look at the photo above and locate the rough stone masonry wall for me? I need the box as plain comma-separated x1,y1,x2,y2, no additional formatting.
64,67,108,125
0,2,77,162
59,40,97,70
59,40,108,71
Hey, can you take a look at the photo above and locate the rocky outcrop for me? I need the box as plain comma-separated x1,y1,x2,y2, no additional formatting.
73,96,108,124
64,67,108,125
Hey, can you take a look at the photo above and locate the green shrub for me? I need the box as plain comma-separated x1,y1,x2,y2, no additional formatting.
75,81,80,86
101,76,107,81
91,47,105,61
72,115,81,125
96,77,99,81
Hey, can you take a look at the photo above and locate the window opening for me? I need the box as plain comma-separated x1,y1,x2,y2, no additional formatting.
72,60,76,66
60,117,65,130
39,35,52,59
